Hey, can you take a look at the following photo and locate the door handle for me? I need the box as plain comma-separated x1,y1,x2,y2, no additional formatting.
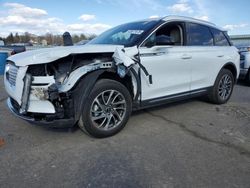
181,54,192,59
140,51,166,57
155,52,166,56
217,55,224,57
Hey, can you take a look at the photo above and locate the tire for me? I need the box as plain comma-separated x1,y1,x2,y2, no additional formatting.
79,79,132,138
208,69,234,104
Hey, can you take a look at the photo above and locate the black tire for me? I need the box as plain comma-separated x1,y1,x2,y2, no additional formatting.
208,69,234,104
79,79,132,138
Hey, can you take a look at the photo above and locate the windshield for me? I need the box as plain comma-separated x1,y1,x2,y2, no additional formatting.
88,20,160,47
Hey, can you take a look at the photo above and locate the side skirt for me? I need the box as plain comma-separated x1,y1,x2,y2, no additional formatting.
135,87,212,110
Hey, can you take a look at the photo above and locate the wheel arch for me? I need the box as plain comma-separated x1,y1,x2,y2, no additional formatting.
70,69,137,122
221,62,238,82
97,71,135,99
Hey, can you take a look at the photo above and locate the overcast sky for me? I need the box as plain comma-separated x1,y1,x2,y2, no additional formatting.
0,0,249,37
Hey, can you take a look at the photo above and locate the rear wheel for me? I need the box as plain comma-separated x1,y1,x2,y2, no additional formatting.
208,69,234,104
79,79,132,138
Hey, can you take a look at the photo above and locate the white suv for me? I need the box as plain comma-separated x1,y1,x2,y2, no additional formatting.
4,16,239,137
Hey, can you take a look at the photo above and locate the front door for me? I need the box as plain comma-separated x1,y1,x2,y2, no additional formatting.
139,22,191,101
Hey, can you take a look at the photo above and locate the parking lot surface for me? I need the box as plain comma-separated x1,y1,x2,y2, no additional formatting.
0,76,250,188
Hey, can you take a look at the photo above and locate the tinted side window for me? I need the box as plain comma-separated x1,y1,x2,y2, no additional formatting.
186,23,213,46
142,23,183,47
210,28,230,46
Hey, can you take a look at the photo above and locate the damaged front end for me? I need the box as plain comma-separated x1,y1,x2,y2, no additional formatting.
5,46,149,128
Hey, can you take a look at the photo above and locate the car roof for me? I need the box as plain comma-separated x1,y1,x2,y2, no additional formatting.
147,15,225,32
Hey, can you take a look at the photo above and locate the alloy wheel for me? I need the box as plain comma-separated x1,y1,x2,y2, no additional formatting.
218,74,233,100
90,90,126,131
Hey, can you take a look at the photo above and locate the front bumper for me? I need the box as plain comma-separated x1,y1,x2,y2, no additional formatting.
7,97,76,128
4,61,57,114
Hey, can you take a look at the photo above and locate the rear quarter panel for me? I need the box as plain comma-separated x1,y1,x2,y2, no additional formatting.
190,46,239,91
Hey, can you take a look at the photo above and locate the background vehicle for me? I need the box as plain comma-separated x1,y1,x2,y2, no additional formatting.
0,45,25,75
75,40,89,45
237,46,250,84
0,44,26,55
4,16,239,138
0,48,12,75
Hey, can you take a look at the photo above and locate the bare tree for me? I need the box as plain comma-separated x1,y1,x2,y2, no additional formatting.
14,33,20,43
6,33,14,44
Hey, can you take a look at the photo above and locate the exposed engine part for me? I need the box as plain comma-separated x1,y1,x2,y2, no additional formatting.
27,53,114,86
117,65,127,78
27,64,47,76
45,85,74,121
112,46,152,84
31,88,49,100
48,84,60,101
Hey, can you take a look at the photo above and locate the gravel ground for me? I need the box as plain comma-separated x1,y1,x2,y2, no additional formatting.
0,76,250,188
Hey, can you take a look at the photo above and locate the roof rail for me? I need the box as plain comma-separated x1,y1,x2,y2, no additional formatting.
162,15,216,26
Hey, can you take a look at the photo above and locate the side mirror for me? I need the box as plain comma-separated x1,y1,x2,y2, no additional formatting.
155,35,174,46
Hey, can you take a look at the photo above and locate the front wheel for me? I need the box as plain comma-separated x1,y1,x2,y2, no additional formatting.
208,69,234,104
79,79,132,138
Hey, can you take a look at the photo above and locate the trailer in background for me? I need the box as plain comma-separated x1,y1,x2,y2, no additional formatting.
0,48,12,75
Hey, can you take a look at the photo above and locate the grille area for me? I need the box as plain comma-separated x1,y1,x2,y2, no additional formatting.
7,63,18,86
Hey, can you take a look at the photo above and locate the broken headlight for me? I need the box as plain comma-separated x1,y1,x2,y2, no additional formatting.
27,64,47,76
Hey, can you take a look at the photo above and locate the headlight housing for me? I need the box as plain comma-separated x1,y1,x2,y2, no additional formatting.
4,61,19,86
5,63,10,80
5,63,10,73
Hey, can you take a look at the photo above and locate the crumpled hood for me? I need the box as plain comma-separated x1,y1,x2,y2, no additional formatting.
8,44,124,66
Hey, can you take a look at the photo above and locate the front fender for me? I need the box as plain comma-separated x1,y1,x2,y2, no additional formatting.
58,62,113,92
70,69,106,122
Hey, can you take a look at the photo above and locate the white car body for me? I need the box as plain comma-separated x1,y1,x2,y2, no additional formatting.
140,45,239,100
4,16,240,128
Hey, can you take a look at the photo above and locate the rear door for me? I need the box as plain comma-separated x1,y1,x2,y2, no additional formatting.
185,23,228,91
